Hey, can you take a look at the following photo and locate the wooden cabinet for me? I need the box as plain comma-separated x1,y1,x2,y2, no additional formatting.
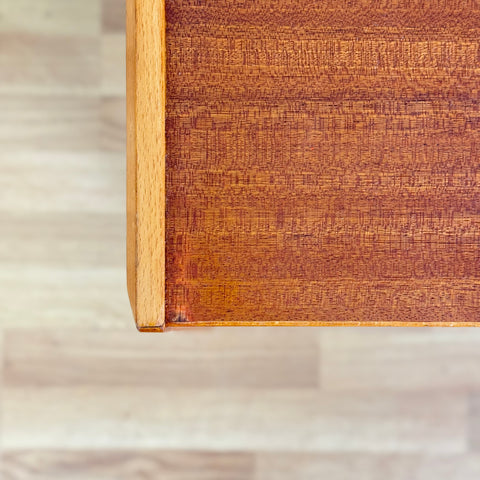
127,0,480,331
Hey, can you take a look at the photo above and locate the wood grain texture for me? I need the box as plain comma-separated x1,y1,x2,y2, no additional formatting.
0,0,100,35
320,329,480,392
135,0,480,329
3,328,318,388
102,0,125,33
255,453,480,480
4,2,480,475
5,452,480,480
127,0,166,329
3,387,466,451
1,451,254,480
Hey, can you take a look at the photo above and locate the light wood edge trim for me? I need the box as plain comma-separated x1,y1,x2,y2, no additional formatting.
155,320,480,331
127,0,166,331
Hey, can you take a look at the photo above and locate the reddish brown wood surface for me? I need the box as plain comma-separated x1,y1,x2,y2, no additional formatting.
161,0,480,327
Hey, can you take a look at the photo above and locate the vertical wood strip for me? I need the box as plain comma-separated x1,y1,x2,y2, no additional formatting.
126,0,166,330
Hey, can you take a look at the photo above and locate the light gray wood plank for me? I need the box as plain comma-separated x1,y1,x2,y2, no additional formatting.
320,329,480,392
0,0,101,36
0,152,125,215
0,212,125,267
3,328,319,388
0,96,100,151
101,96,126,151
2,388,467,452
255,453,480,480
0,267,132,329
0,34,100,94
102,0,125,33
468,394,480,451
102,34,125,95
1,450,253,480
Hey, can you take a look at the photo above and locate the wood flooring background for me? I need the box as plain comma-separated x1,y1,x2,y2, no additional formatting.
2,1,480,478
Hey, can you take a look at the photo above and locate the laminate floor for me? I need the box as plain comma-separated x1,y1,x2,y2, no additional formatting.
1,1,480,478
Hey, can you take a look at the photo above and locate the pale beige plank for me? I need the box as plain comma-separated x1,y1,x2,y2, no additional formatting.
102,0,125,33
0,0,101,36
0,96,100,151
0,331,2,477
0,268,131,329
0,34,100,94
468,394,480,451
3,328,318,388
2,388,467,451
255,453,480,480
0,329,3,398
1,450,253,480
320,329,480,392
101,97,126,151
0,212,124,267
0,152,124,214
102,34,126,95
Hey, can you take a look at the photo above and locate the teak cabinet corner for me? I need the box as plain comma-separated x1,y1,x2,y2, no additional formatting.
127,0,480,331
